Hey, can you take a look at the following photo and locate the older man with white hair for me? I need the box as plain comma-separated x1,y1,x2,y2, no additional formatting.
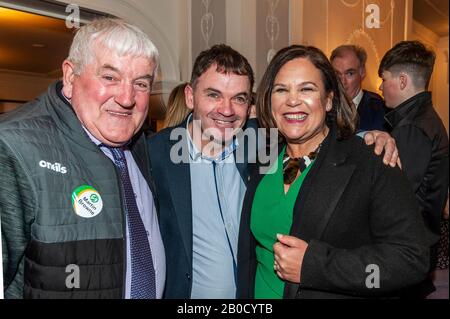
0,18,165,299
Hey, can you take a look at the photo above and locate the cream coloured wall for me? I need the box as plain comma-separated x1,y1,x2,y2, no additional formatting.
436,37,449,133
412,23,449,133
297,0,408,94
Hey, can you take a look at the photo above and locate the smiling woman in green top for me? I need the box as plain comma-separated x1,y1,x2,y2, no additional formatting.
237,45,431,299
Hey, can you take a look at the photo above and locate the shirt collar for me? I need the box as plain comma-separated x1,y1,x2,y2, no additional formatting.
186,113,238,162
82,125,131,150
352,89,364,109
83,126,102,146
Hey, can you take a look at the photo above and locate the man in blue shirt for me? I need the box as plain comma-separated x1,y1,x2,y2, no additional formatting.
149,45,253,298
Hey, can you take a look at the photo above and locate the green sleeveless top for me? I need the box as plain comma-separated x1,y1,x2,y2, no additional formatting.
250,146,314,299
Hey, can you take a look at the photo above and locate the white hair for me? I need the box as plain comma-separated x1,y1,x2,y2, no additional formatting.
68,18,159,76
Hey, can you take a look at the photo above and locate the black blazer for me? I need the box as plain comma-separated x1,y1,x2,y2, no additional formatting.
357,90,388,132
237,129,431,299
147,119,252,298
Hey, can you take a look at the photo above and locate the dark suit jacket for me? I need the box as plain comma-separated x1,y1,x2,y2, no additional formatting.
357,90,388,132
147,119,252,298
237,129,431,299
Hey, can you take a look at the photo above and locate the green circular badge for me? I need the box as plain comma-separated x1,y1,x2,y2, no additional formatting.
71,185,103,218
90,194,99,203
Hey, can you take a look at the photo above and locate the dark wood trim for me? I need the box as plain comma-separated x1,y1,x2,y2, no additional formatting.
0,99,28,104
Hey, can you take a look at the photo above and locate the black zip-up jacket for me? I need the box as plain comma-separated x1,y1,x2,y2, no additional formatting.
385,91,449,243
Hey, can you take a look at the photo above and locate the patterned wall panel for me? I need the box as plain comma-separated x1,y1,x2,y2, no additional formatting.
191,0,226,66
256,0,290,85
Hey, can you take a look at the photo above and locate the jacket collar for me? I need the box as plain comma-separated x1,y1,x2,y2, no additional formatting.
385,91,432,128
161,123,193,264
45,81,101,153
284,127,356,298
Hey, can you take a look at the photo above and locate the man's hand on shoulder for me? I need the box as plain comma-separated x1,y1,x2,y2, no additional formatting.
364,130,402,168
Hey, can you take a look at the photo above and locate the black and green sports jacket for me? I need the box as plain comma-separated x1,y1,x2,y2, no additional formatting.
0,81,155,298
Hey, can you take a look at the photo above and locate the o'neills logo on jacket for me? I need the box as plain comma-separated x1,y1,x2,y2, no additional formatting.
39,160,68,174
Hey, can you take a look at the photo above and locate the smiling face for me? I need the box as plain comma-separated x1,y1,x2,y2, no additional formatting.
62,45,156,147
331,50,365,100
185,64,251,148
271,57,332,150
